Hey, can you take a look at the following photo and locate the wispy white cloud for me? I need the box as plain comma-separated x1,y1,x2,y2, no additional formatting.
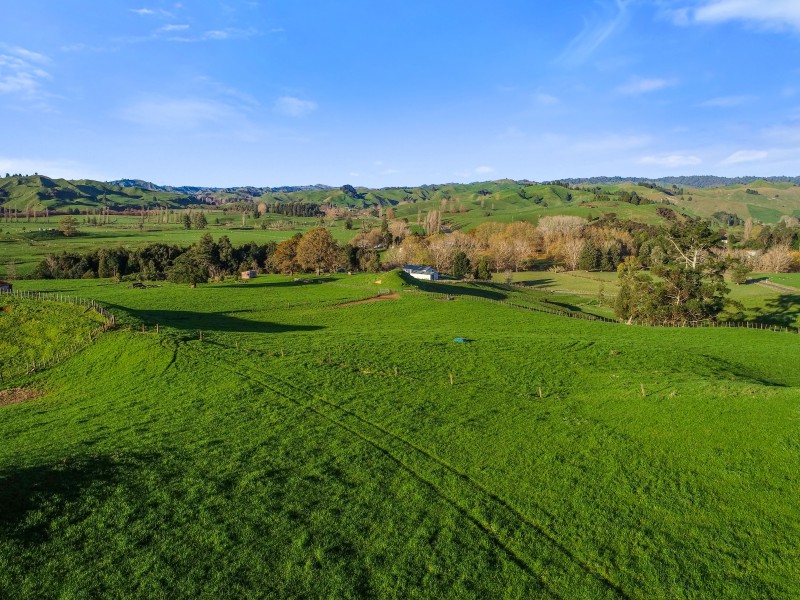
275,96,317,117
639,154,702,167
454,166,496,179
130,6,180,18
118,97,239,129
0,47,52,101
556,0,632,67
194,76,259,107
166,27,258,42
60,43,106,53
617,77,675,95
690,0,800,32
497,127,526,140
720,149,768,164
9,47,49,64
698,95,754,108
535,93,559,105
158,24,190,33
572,134,652,152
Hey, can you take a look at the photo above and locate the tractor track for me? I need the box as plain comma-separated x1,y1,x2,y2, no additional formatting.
213,352,630,600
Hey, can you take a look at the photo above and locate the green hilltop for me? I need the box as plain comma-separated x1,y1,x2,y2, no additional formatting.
0,175,189,212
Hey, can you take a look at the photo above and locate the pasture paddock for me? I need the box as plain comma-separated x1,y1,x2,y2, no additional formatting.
1,274,799,598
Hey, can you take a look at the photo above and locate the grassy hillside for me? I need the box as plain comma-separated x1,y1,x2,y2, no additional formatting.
0,295,107,376
2,275,800,597
0,175,189,212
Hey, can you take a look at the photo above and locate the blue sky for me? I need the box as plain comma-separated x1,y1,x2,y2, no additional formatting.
2,0,800,187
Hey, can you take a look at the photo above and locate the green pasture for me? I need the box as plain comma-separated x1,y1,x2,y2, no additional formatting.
759,273,800,289
2,273,800,597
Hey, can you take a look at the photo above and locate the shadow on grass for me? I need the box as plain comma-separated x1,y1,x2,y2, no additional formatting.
103,302,325,333
411,280,509,301
755,294,800,328
543,298,586,313
513,278,555,288
217,278,332,289
0,455,146,543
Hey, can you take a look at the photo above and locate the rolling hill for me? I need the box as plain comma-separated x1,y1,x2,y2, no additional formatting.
3,174,800,225
0,175,190,212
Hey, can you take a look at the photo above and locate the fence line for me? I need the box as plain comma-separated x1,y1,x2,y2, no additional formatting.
0,289,116,383
407,289,800,335
407,289,616,323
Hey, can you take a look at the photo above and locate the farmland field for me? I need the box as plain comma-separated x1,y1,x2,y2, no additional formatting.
2,272,800,598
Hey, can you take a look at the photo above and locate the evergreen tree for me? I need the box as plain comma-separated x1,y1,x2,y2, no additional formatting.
730,261,750,285
169,251,208,287
192,212,208,229
474,256,492,280
578,241,601,271
452,251,470,279
601,245,621,271
216,235,237,275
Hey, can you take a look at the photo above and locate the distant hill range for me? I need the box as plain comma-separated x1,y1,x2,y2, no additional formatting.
111,175,800,193
550,175,800,188
107,179,334,195
2,173,800,224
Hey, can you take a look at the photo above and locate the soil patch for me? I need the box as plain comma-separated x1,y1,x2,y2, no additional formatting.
0,387,44,407
338,293,400,307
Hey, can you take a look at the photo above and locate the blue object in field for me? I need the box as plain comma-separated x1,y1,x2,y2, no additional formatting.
453,337,468,343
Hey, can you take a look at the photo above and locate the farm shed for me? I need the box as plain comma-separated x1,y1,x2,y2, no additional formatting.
402,265,439,281
0,281,12,293
241,270,257,280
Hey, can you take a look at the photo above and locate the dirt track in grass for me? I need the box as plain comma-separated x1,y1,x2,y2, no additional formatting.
337,293,400,307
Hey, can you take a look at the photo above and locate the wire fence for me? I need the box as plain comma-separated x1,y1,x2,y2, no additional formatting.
0,289,116,384
408,288,800,334
407,289,617,323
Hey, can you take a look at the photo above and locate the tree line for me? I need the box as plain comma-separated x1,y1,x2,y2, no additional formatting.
30,228,378,283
